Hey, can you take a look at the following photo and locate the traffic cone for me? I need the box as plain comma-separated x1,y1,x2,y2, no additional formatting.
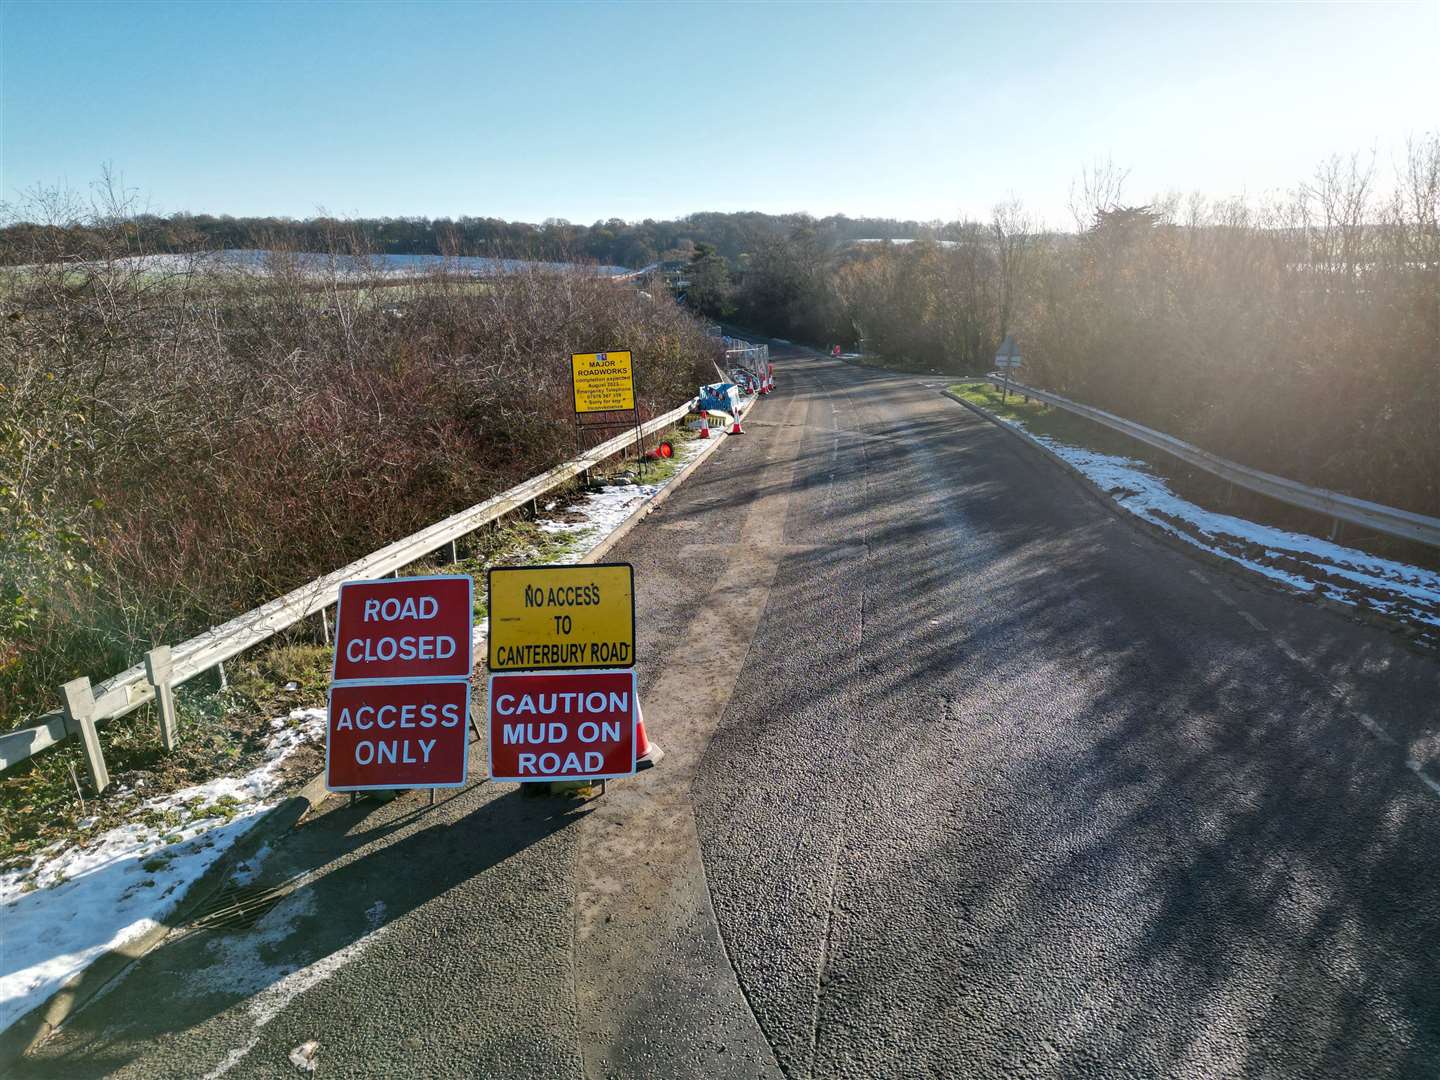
635,701,663,770
698,414,710,439
730,415,744,434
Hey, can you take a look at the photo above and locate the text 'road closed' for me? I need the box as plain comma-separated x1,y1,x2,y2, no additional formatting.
487,669,636,781
332,575,473,682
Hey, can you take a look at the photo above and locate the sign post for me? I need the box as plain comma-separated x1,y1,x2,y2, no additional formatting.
326,574,474,795
571,351,636,416
995,334,1022,403
571,349,649,474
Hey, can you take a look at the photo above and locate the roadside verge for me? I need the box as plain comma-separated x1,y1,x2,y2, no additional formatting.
944,387,1439,651
0,392,762,1069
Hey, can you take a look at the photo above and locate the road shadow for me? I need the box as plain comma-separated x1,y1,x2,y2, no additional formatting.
694,356,1440,1076
14,781,588,1078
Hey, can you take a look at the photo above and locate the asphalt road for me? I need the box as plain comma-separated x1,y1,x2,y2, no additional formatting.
19,351,1440,1079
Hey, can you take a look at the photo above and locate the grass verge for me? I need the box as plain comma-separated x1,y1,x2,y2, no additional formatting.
948,380,1440,574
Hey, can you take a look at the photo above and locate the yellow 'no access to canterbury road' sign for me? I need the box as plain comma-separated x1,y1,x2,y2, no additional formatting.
487,563,635,671
571,351,636,413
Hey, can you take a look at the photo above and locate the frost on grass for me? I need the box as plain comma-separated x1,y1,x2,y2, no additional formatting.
467,433,713,657
534,434,711,563
1003,419,1440,628
0,708,325,1032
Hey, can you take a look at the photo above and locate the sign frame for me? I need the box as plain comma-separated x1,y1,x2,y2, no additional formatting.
486,668,638,782
571,350,637,416
486,562,636,672
329,573,474,685
325,676,472,792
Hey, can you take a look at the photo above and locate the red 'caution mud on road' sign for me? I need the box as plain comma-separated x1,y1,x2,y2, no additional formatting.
331,575,473,682
487,669,636,781
326,679,470,790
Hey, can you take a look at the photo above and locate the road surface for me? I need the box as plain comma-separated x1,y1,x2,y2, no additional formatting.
18,351,1440,1079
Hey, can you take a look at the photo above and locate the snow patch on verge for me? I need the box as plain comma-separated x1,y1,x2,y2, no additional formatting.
998,415,1440,627
469,429,719,657
0,708,326,1032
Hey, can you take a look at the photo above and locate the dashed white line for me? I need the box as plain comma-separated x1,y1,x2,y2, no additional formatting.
1238,611,1267,631
1408,761,1440,798
1356,714,1397,745
1274,639,1304,664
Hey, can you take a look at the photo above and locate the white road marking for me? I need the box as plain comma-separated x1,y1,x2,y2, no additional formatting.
1274,640,1305,663
1356,714,1397,745
202,903,388,1078
1238,611,1267,631
1408,761,1440,798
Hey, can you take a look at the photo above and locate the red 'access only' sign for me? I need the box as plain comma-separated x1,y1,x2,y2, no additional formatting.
331,575,473,682
487,669,636,781
327,680,470,790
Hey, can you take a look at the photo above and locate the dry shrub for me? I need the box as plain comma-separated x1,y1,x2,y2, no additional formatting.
0,191,716,725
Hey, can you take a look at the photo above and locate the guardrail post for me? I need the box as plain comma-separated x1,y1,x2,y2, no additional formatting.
320,606,331,645
143,646,179,752
60,677,109,794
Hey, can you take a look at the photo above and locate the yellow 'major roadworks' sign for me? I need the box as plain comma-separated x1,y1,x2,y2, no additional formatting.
571,351,636,413
487,563,635,671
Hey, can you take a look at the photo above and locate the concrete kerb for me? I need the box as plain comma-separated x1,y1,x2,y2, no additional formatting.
2,769,331,1067
942,387,1436,654
6,393,765,1065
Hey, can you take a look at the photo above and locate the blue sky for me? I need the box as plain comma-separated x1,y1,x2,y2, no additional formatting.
3,1,1436,227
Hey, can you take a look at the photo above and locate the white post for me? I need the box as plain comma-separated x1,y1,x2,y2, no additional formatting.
60,677,109,794
144,645,179,752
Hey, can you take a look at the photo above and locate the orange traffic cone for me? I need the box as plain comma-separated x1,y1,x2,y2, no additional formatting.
730,416,744,434
635,701,663,770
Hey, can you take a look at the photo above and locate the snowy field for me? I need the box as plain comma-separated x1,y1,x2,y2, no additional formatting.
1004,420,1440,628
1,418,730,1035
32,250,635,280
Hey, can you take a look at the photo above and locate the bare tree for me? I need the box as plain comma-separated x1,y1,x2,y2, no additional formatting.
991,197,1035,338
1068,156,1130,232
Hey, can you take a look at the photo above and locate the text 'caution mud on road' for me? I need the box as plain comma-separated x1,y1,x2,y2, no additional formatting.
487,669,637,780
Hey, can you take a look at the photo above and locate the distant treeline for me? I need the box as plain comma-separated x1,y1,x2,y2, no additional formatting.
0,207,956,269
737,141,1434,521
706,142,1439,522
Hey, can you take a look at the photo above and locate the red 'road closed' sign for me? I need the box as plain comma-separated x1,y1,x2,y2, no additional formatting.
327,679,470,790
487,669,636,781
331,575,472,683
